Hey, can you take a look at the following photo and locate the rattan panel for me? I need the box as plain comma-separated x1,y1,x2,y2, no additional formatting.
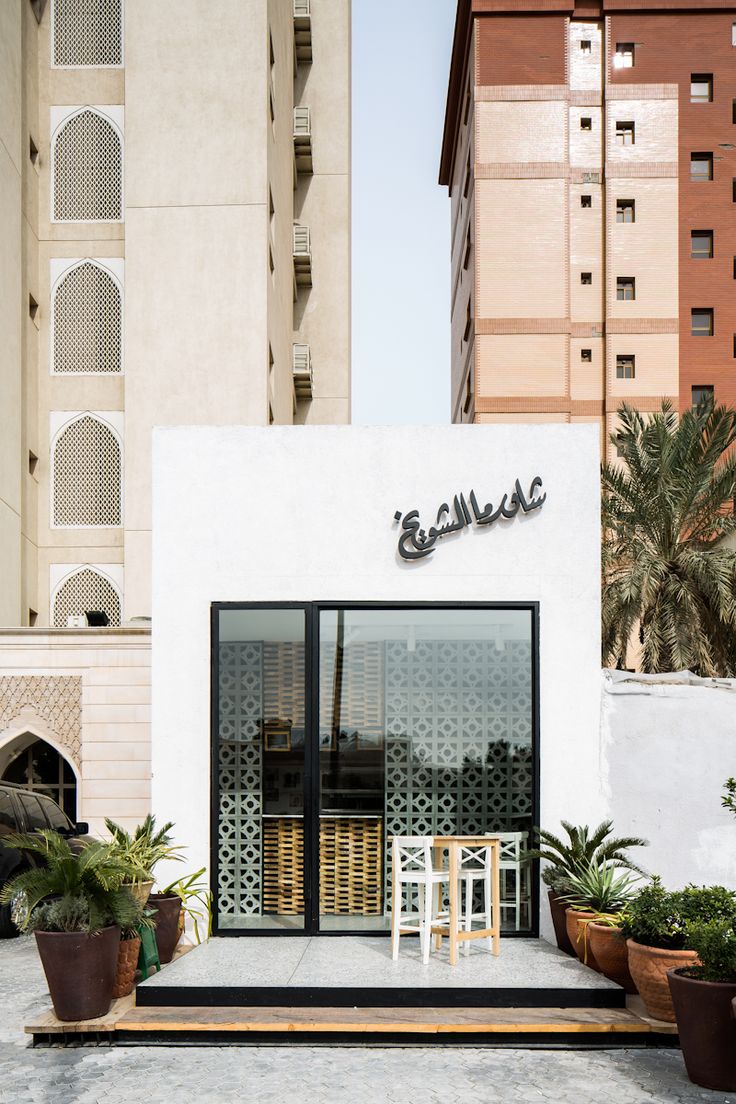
52,415,121,527
53,261,122,374
53,109,122,222
52,568,121,628
53,0,122,67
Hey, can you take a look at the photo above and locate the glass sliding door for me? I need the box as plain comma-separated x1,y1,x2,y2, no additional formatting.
215,607,307,931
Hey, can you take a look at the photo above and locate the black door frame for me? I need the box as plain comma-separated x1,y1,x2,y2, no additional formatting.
210,601,541,938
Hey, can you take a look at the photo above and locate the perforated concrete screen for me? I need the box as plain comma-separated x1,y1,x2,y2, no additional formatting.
52,415,122,527
52,0,123,67
52,568,121,628
53,110,122,221
53,261,122,374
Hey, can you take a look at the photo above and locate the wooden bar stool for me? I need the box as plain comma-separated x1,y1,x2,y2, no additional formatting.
390,836,449,966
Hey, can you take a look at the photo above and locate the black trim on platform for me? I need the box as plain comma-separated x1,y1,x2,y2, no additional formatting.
211,601,541,939
135,984,625,1010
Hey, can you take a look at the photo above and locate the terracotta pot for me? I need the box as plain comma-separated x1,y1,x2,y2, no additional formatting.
126,881,153,908
112,935,141,999
587,923,636,993
626,939,699,1022
35,926,120,1022
148,894,182,964
565,908,601,971
669,969,736,1091
548,890,576,956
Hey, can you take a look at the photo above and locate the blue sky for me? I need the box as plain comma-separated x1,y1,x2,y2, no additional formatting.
351,1,457,425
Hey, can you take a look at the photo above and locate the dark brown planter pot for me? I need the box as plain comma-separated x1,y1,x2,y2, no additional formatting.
149,894,182,964
565,908,601,971
668,969,736,1092
35,925,120,1022
112,935,141,999
587,923,636,993
548,890,575,956
626,940,699,1022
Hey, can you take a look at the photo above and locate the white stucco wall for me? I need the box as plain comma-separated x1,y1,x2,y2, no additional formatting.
599,673,736,891
151,424,601,927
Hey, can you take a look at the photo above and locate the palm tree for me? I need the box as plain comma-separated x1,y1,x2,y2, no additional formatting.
602,399,736,675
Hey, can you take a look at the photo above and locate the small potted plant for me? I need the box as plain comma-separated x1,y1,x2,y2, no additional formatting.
0,830,139,1021
159,867,213,949
668,917,736,1091
105,814,183,907
524,820,647,957
560,861,639,975
621,878,736,1022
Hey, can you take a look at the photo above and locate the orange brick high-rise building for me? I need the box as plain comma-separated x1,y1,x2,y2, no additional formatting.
440,0,736,456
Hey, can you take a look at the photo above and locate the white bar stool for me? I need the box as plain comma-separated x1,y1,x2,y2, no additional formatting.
390,836,449,965
496,831,531,931
455,842,494,955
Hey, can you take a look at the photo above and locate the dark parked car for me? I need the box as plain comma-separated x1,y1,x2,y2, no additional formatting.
0,782,90,937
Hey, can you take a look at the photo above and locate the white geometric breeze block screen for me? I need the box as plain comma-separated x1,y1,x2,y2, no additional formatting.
53,568,121,628
53,261,122,374
52,109,122,222
52,0,123,67
52,415,122,527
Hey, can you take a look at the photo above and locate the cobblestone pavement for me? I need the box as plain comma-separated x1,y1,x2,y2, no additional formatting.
1,938,735,1104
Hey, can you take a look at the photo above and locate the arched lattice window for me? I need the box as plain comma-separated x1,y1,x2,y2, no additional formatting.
52,109,122,222
52,0,123,67
52,414,122,527
52,261,122,374
52,568,121,628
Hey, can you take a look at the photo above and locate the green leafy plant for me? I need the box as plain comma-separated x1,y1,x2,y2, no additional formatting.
683,918,736,983
722,778,736,818
602,399,736,675
0,831,141,934
159,868,212,944
104,814,184,883
561,862,640,914
620,876,736,950
524,820,648,896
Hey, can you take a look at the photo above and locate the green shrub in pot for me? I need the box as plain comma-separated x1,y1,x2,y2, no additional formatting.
104,814,184,905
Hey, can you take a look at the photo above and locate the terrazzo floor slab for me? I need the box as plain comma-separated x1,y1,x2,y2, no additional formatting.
139,936,620,993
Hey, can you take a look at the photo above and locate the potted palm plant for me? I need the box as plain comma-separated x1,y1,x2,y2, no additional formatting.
0,830,140,1021
621,878,736,1022
668,917,736,1091
104,814,183,907
560,862,639,977
524,820,647,956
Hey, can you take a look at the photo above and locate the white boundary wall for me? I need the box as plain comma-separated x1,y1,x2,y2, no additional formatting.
151,424,602,931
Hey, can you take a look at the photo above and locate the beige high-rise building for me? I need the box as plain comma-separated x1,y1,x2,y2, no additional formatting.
0,0,350,630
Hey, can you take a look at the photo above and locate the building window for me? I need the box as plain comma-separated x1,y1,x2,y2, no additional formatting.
580,39,591,52
691,309,714,336
616,276,635,301
692,384,714,406
51,0,123,68
616,354,635,379
580,116,592,131
733,256,736,279
463,372,473,415
690,74,713,103
52,414,122,527
616,121,635,146
581,348,592,362
581,272,592,285
463,152,471,199
732,22,736,46
52,566,121,628
732,99,736,124
463,226,472,269
463,298,472,341
690,153,713,182
52,260,122,373
614,42,635,68
733,178,736,202
691,231,713,259
581,194,592,208
616,199,635,223
52,108,123,222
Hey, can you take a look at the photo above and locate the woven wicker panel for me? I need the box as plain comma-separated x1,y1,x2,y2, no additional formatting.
319,641,384,743
52,414,121,527
263,817,304,915
53,109,122,222
53,0,123,66
262,642,305,725
53,261,122,374
52,568,121,628
319,818,383,915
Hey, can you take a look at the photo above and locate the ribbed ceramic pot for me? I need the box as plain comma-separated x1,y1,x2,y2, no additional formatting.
587,923,636,993
626,940,698,1022
112,935,141,999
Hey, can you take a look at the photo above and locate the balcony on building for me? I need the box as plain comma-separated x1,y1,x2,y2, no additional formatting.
293,107,313,176
292,343,313,401
293,0,312,65
292,223,312,293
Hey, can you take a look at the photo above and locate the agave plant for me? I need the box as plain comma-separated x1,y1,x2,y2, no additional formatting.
524,820,648,895
560,861,640,914
0,831,141,934
104,814,184,883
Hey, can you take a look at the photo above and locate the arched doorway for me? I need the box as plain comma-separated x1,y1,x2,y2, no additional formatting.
1,736,77,820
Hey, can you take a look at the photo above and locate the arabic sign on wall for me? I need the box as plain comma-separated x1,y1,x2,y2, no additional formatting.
393,476,546,561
